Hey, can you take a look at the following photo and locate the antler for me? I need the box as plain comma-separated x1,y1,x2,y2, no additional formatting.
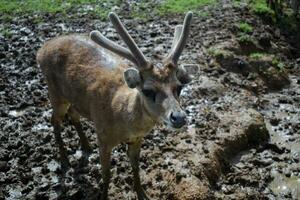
108,13,149,68
90,12,149,69
170,25,183,52
90,31,138,65
167,12,193,65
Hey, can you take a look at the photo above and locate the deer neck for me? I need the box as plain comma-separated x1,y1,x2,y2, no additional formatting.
113,86,156,133
130,88,156,128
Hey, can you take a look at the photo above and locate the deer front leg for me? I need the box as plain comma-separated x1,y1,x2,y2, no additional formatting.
128,139,150,200
99,144,112,200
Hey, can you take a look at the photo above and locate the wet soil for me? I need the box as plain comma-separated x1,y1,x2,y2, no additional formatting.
1,1,300,200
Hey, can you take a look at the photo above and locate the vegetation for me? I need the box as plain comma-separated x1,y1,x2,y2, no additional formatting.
208,48,233,58
250,0,275,17
131,1,150,20
0,0,119,20
208,48,224,57
237,34,253,43
250,53,285,70
272,56,285,70
158,0,216,14
250,0,299,29
236,21,254,45
0,28,12,38
0,0,217,21
250,52,268,59
238,22,253,33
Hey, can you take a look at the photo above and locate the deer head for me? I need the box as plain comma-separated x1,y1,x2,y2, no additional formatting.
90,12,198,129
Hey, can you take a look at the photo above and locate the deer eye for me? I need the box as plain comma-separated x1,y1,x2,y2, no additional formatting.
142,89,156,102
176,85,183,96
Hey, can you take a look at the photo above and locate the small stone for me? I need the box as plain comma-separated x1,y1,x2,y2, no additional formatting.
270,118,280,126
0,161,9,172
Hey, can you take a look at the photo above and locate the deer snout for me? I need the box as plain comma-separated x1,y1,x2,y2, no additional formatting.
169,111,186,128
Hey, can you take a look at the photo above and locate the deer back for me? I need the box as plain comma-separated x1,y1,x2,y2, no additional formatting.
37,35,130,120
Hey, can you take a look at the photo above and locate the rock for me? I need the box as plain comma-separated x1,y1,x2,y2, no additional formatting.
172,176,214,200
270,118,280,126
258,32,272,48
69,189,84,200
196,76,226,97
200,109,269,185
0,161,9,172
260,67,290,90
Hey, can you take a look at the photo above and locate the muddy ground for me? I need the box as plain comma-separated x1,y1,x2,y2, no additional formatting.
1,1,300,200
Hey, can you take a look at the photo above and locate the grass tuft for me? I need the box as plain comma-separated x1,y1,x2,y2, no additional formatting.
272,56,285,70
250,52,268,59
250,0,275,17
238,34,253,43
158,0,216,14
250,52,285,70
238,22,253,33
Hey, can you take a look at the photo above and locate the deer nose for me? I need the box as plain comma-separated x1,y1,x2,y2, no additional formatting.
170,111,186,128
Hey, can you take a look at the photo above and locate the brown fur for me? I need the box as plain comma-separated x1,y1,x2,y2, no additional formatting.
37,33,189,200
37,35,156,145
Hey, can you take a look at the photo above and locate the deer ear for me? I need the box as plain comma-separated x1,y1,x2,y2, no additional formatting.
124,68,141,88
177,64,199,84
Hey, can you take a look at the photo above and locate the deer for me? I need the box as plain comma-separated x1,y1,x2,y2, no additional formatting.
36,11,198,200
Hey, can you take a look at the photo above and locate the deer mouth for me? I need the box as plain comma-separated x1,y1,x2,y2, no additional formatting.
163,119,186,130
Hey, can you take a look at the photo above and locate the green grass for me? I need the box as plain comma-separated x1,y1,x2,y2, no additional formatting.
0,0,72,14
158,0,216,14
0,0,119,20
0,28,12,38
250,52,268,59
0,0,216,20
208,47,233,58
131,1,151,20
208,48,224,57
238,34,253,43
238,22,253,33
233,0,243,7
250,52,285,70
250,0,275,17
272,56,285,70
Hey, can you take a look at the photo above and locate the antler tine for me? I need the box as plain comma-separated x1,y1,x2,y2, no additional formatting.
167,12,193,65
170,25,183,52
108,12,149,69
90,31,138,65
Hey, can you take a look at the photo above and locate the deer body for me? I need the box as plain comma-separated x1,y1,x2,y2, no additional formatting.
38,35,154,146
37,12,196,200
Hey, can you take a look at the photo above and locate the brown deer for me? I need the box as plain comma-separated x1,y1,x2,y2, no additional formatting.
36,11,197,200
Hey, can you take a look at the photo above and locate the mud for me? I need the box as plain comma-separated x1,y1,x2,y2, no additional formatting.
1,1,300,200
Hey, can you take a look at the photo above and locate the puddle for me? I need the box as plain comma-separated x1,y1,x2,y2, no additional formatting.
7,187,22,200
74,150,83,159
47,160,60,172
31,123,51,131
32,166,42,174
270,171,300,199
224,75,300,199
266,120,300,199
264,76,300,199
8,110,26,117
